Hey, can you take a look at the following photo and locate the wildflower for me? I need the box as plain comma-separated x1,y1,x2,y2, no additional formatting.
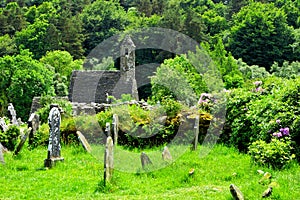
253,81,262,87
280,127,290,135
198,93,212,104
255,87,264,93
273,132,282,138
276,119,280,124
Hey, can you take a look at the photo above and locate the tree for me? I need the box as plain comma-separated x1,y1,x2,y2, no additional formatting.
15,19,60,59
81,0,129,55
0,50,54,120
0,34,17,56
227,2,295,70
0,2,26,36
151,55,208,105
40,50,83,82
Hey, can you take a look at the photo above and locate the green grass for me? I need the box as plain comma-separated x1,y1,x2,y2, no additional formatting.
0,144,299,199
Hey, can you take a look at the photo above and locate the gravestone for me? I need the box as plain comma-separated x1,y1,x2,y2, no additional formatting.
162,146,172,161
8,103,18,125
0,142,5,164
105,122,111,137
104,136,114,185
140,152,152,169
14,127,31,156
0,118,8,132
28,113,40,146
76,131,91,153
192,115,200,150
229,184,244,200
44,104,64,168
112,114,119,145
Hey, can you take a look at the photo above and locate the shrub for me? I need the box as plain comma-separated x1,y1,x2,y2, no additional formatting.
249,137,295,169
36,95,73,124
224,76,300,155
29,123,49,149
0,125,20,151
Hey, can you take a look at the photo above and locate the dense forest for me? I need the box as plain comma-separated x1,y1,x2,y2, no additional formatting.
0,0,299,120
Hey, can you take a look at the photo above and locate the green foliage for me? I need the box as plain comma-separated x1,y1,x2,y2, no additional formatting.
40,50,83,82
0,2,26,37
227,2,295,69
224,76,300,157
151,55,208,105
0,34,17,56
29,123,49,148
36,95,73,124
0,50,54,121
271,61,300,78
249,137,295,169
81,0,129,54
0,125,20,151
201,38,244,88
238,59,270,80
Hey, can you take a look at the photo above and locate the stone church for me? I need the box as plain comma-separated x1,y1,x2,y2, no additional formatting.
68,36,141,103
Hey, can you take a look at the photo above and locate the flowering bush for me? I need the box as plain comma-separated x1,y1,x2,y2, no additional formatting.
248,136,295,169
223,76,300,159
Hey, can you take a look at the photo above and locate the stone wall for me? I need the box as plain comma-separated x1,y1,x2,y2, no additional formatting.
69,70,139,103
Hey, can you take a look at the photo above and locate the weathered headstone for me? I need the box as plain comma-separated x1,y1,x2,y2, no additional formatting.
104,136,114,185
14,127,31,156
192,115,200,150
0,142,5,164
76,131,91,153
229,184,244,200
28,113,40,146
262,186,272,198
112,114,119,145
8,103,18,125
44,104,64,168
141,152,152,169
0,118,8,132
105,122,111,137
162,146,172,161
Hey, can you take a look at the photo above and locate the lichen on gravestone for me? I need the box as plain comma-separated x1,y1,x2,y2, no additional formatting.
104,136,114,184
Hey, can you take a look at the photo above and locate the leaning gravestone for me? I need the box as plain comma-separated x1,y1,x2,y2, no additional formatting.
8,103,18,125
162,146,172,161
104,136,114,185
141,152,152,170
14,127,31,156
229,184,244,200
112,114,119,145
27,113,40,146
192,115,200,150
44,104,64,168
0,118,8,132
76,131,91,153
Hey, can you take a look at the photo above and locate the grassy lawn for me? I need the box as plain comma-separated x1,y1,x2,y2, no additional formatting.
1,144,299,199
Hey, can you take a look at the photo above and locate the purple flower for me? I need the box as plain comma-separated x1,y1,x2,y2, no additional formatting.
255,87,264,92
273,132,282,138
198,93,212,104
253,81,262,87
280,127,290,135
276,119,280,124
278,132,283,137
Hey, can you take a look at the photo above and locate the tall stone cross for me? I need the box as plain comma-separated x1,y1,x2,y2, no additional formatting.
44,104,64,168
